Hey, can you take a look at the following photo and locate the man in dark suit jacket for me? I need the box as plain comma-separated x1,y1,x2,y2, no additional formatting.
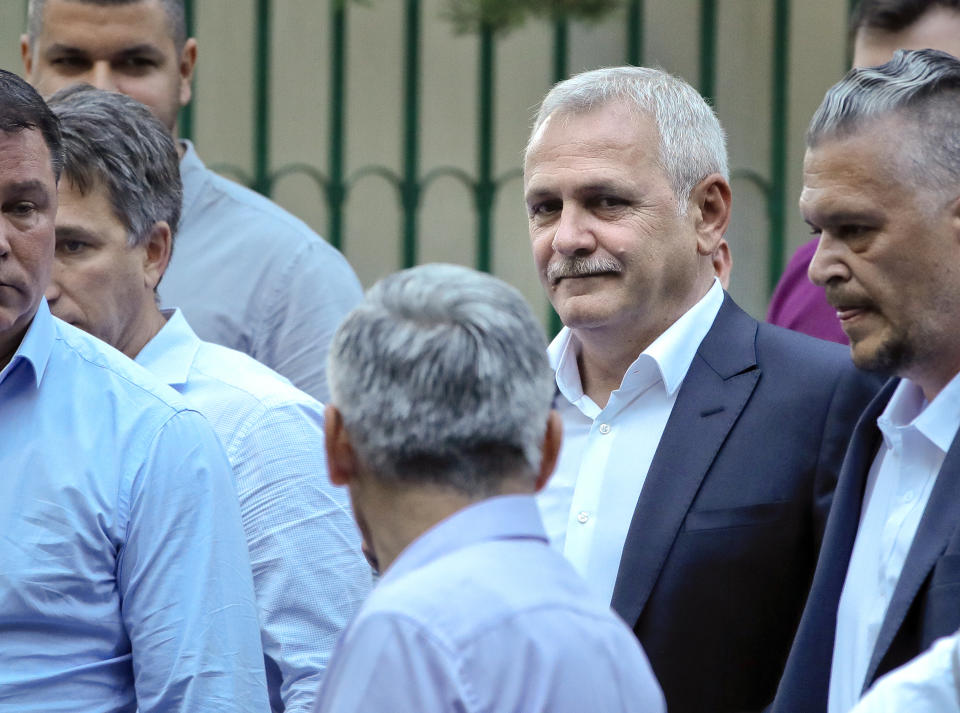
771,48,960,713
523,66,881,713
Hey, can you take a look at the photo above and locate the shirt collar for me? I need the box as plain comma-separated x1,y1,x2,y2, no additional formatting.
0,299,56,389
178,139,206,216
135,308,201,386
879,371,960,454
383,494,548,583
548,278,725,401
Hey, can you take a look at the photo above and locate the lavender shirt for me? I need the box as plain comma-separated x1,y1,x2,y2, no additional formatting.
767,238,848,345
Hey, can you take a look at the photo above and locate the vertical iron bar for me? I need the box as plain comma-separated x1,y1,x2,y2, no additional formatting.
548,19,569,335
699,0,718,103
327,2,347,250
475,25,495,273
402,0,421,268
768,0,790,293
178,0,196,141
627,0,644,65
253,0,272,195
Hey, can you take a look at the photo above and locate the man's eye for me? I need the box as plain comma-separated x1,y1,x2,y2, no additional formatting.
529,200,560,218
596,196,627,209
838,225,871,239
808,226,822,237
49,56,88,71
58,240,87,255
118,56,156,72
7,202,37,217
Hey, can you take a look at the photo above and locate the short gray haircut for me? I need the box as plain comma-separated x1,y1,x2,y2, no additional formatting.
27,0,188,51
807,49,960,195
328,263,556,497
526,66,729,211
48,84,182,247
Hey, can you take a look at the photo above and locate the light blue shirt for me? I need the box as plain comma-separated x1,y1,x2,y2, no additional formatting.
0,301,268,712
313,494,666,713
158,141,364,403
137,309,372,713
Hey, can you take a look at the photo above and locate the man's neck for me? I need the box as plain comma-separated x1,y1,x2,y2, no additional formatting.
574,325,662,408
362,477,532,573
124,305,170,361
0,310,38,373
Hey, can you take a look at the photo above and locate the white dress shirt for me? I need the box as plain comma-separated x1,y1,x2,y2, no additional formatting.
829,371,960,713
851,631,960,713
137,309,372,713
537,279,724,604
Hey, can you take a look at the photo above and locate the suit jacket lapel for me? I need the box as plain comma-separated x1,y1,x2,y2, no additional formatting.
611,296,759,626
865,426,960,687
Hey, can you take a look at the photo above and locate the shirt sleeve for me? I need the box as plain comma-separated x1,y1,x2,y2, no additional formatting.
230,400,372,713
254,239,363,403
311,613,468,713
852,633,960,713
118,409,269,712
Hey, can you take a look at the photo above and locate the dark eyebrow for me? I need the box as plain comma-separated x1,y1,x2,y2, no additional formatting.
43,42,165,61
3,180,53,205
525,181,626,202
55,225,101,243
803,210,880,226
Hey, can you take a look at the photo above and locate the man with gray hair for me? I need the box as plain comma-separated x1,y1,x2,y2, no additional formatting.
524,65,882,713
313,263,666,713
22,0,363,403
771,48,960,713
43,85,371,713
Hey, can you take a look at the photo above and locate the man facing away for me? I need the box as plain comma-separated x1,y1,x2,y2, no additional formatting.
0,69,268,712
524,66,883,713
767,0,960,343
43,85,372,713
22,0,363,402
770,48,960,712
313,263,666,713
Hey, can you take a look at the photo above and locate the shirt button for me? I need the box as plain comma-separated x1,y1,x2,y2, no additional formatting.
577,511,590,524
598,423,611,434
903,490,915,503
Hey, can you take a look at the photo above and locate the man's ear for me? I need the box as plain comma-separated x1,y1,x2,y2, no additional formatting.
143,221,172,291
324,404,359,487
20,35,34,79
534,410,563,493
691,173,732,257
712,238,733,289
178,38,198,108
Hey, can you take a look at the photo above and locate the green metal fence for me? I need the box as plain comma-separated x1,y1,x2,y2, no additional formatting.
24,0,798,320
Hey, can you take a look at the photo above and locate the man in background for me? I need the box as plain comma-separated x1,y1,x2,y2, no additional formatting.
314,263,666,713
44,84,371,713
771,49,960,712
0,68,268,712
767,0,960,343
22,0,363,402
523,65,881,713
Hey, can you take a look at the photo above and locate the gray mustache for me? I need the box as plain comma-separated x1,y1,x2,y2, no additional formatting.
547,256,623,284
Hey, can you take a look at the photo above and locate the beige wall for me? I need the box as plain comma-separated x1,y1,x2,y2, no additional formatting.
2,0,852,323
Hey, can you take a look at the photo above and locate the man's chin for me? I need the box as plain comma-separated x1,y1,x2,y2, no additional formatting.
849,333,910,377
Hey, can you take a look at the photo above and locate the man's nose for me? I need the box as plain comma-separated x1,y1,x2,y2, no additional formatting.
807,234,851,287
89,62,119,92
551,205,597,256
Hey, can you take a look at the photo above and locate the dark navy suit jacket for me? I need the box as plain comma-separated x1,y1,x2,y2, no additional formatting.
608,294,881,713
771,378,960,713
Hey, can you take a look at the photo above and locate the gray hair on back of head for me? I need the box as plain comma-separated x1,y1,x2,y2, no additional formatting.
327,263,556,497
525,65,728,213
48,84,182,247
807,48,960,196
